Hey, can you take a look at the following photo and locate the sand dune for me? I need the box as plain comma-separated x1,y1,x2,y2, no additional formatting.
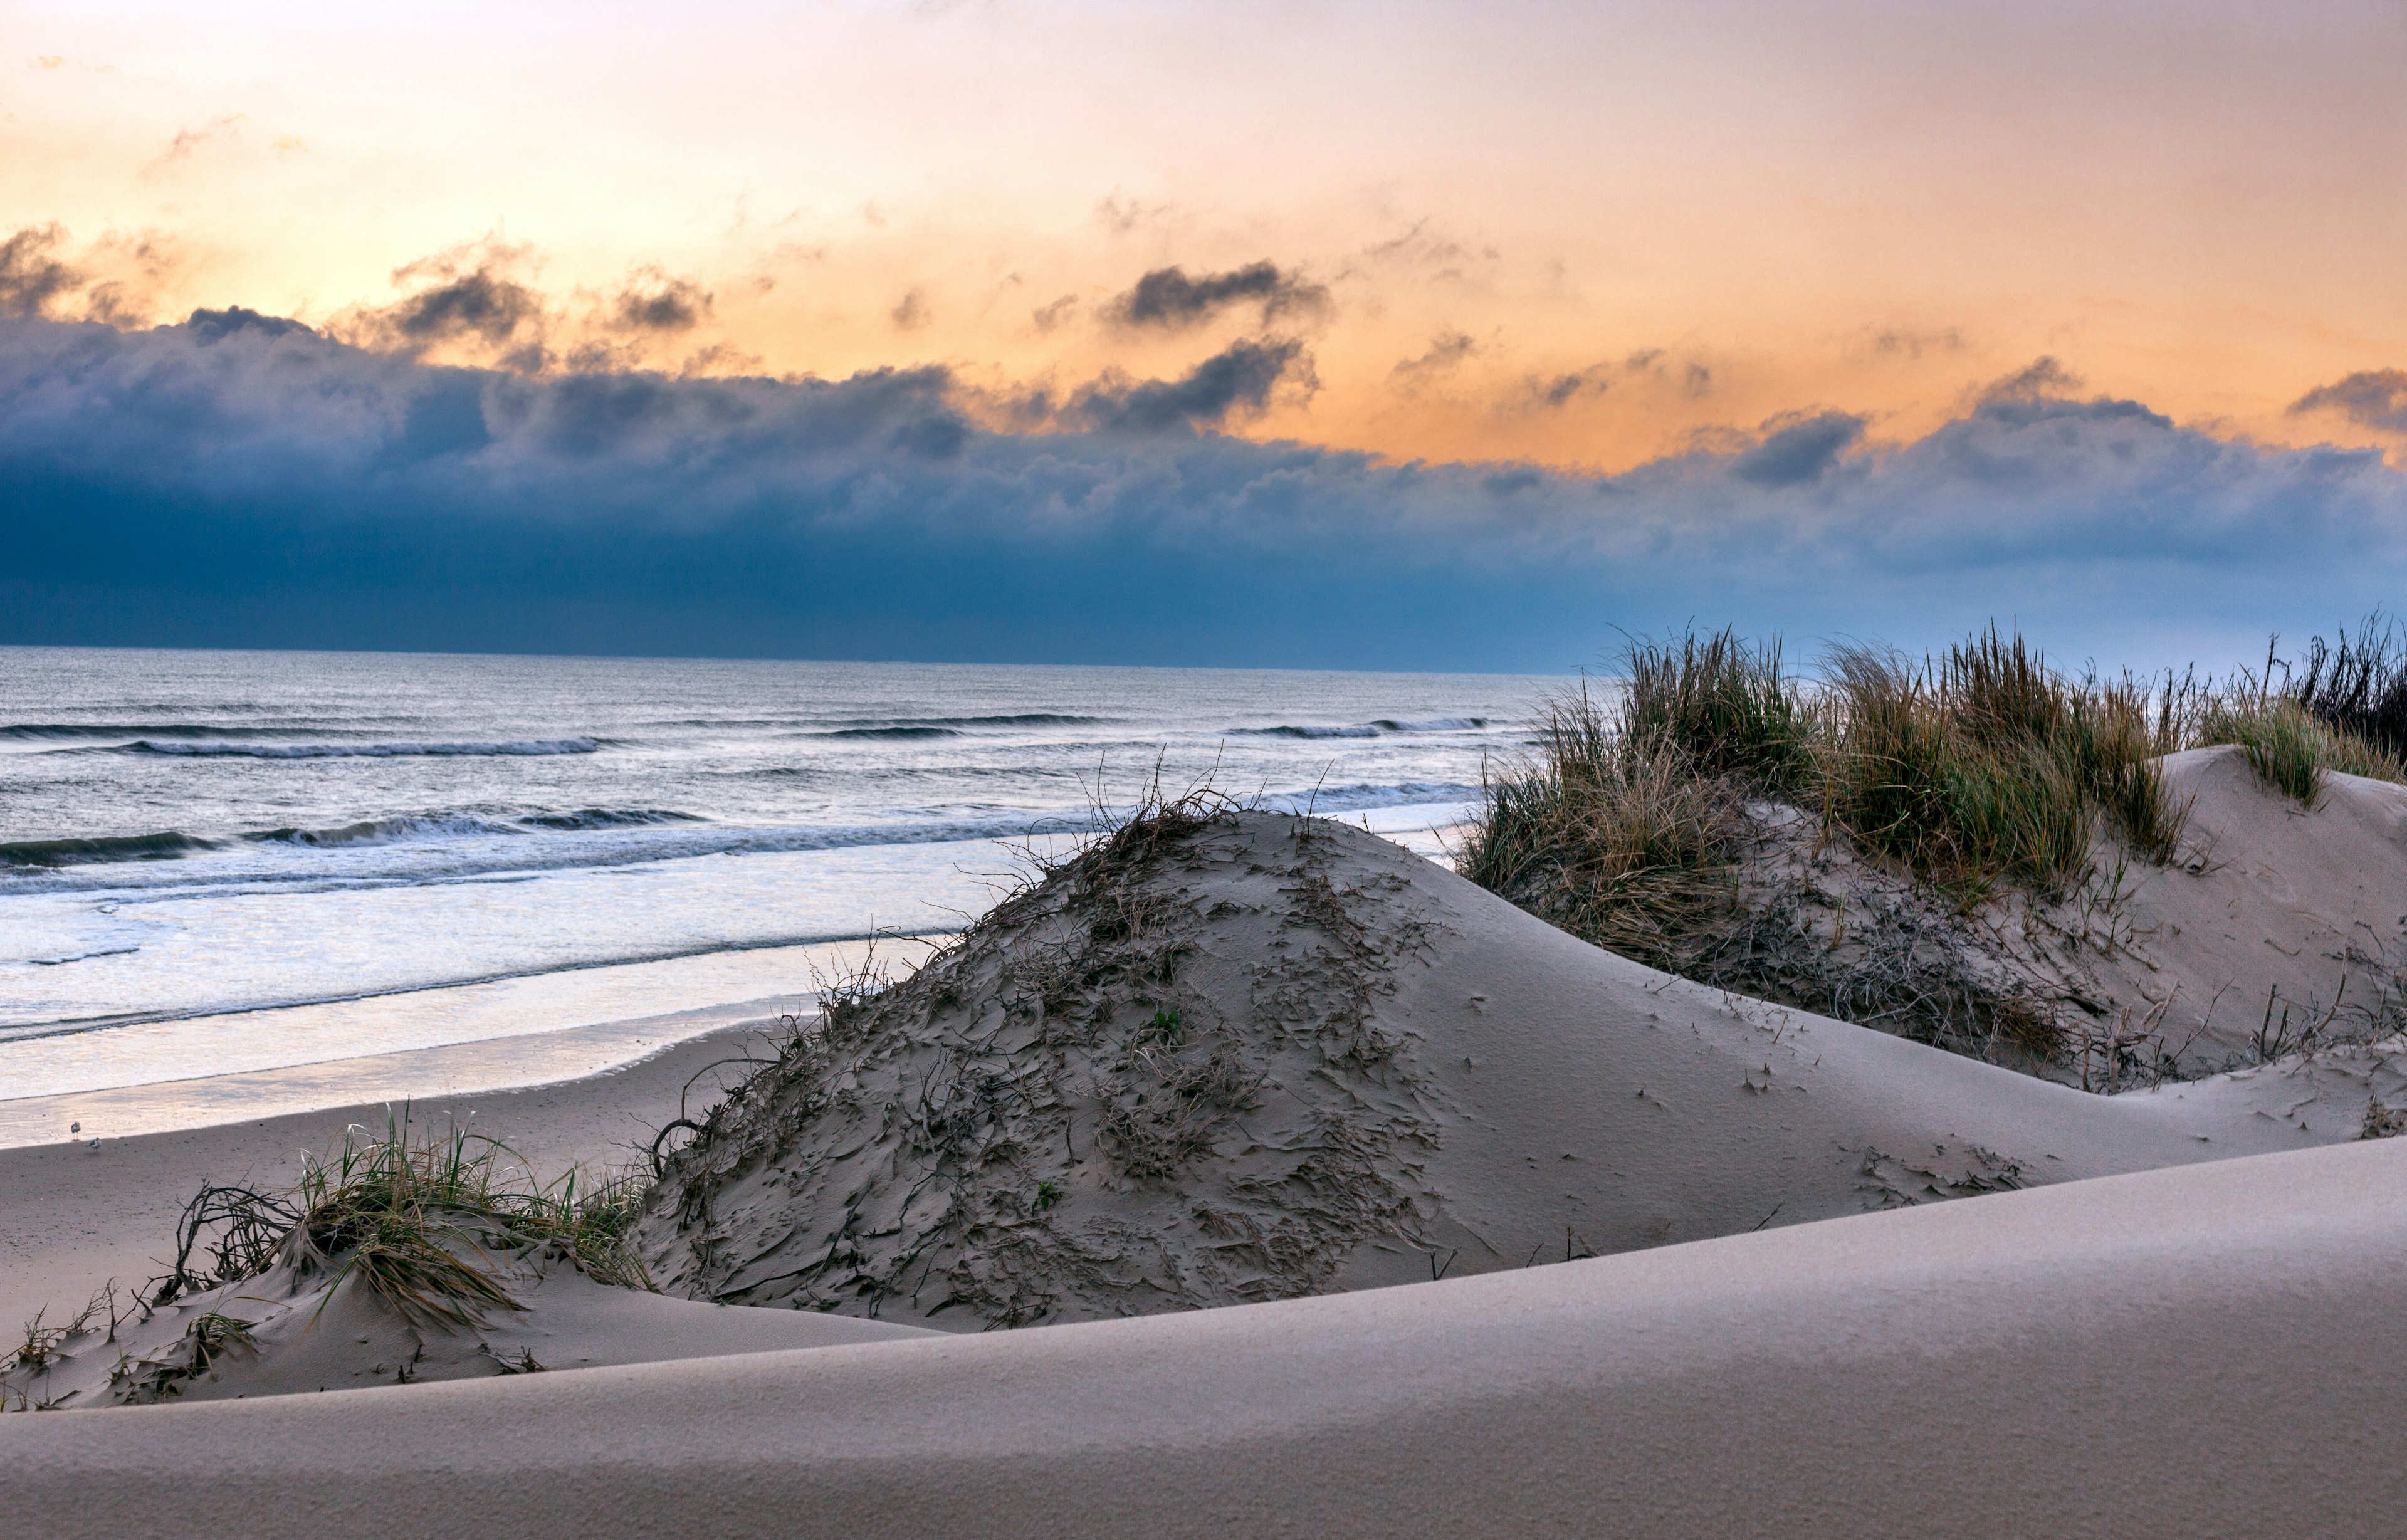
2067,746,2407,1064
636,804,2396,1326
4,1137,2402,1537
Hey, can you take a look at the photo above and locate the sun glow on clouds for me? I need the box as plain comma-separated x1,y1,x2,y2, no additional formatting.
4,0,2406,474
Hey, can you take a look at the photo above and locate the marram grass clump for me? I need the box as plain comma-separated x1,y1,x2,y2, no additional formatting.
159,1115,653,1324
1460,620,2405,1071
1815,628,2188,889
1462,624,2193,918
2199,695,2403,807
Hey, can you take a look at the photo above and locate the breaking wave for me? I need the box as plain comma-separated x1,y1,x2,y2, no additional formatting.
0,830,223,867
812,726,962,741
1234,718,1489,740
109,737,603,759
244,815,520,849
517,809,705,832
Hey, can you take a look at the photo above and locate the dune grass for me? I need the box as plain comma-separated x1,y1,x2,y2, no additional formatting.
1462,625,2193,921
1460,621,2402,1065
159,1115,652,1324
2294,616,2407,763
2198,689,2403,807
1818,628,2188,889
1457,681,1749,972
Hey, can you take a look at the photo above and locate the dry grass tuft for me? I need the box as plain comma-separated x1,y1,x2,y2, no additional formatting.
1457,682,1747,973
1463,624,2197,953
2295,615,2407,763
1818,629,2188,893
2199,695,2403,807
159,1114,653,1324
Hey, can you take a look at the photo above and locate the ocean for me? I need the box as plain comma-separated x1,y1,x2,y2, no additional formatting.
0,647,1556,1138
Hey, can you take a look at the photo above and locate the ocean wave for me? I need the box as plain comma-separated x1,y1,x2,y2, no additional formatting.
0,830,223,868
1234,716,1494,740
109,736,603,759
517,808,704,832
243,815,522,849
813,726,962,741
799,713,1113,736
0,810,1098,898
0,788,1474,894
3,723,324,743
1235,724,1382,740
28,944,143,966
874,713,1109,728
1254,781,1482,815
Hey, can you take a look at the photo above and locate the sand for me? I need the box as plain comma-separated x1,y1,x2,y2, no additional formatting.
3,760,2404,1530
3,1136,2402,1536
2069,746,2407,1062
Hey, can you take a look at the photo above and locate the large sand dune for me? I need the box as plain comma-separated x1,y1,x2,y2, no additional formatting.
634,802,2399,1326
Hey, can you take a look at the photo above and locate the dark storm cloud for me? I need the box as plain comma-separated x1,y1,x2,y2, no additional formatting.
1392,331,1477,384
0,226,84,320
2290,370,2407,434
611,271,713,332
385,268,544,346
1066,338,1311,433
1110,261,1328,330
1530,366,1611,409
187,306,315,343
1733,411,1867,487
1980,355,2083,404
1,308,2402,670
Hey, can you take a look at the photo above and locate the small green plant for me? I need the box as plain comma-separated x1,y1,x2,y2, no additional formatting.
1146,1008,1183,1042
1033,1180,1062,1212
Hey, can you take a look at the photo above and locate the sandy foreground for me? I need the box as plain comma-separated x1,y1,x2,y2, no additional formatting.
2,750,2403,1534
2,1139,2402,1535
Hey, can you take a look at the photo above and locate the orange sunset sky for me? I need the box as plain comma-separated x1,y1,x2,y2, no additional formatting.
8,0,2406,474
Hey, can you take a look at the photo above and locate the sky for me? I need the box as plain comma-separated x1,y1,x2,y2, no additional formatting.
4,0,2406,672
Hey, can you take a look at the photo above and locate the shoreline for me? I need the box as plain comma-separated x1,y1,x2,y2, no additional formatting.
0,997,810,1152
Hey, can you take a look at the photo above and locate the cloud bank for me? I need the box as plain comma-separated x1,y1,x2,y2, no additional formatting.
2,309,2403,671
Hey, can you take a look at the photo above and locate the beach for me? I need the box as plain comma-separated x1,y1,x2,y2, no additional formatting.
4,661,2405,1534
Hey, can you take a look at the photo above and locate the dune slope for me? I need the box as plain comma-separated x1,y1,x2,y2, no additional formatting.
636,805,2388,1328
2072,746,2407,1065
